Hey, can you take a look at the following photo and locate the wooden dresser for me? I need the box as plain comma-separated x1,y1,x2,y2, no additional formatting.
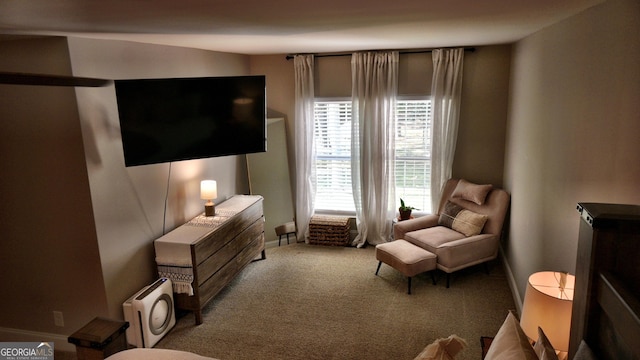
154,195,265,324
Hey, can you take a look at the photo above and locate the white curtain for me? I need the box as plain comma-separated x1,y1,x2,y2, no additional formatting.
351,51,398,247
293,55,316,242
430,48,464,213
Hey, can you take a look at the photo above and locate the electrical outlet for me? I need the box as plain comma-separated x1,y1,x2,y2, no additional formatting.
53,311,64,327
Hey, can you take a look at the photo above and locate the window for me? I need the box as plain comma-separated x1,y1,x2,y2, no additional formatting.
314,98,432,213
395,99,432,213
314,100,353,211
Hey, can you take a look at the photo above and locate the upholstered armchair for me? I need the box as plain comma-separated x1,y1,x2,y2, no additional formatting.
393,179,510,287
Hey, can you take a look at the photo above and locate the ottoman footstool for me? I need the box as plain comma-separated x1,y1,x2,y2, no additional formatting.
375,239,437,294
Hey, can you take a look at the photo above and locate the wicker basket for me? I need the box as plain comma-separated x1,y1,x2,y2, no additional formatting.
308,215,351,246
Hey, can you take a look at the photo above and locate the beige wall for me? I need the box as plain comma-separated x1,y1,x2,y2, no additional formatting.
0,36,108,339
504,0,640,305
249,55,296,192
456,46,511,187
0,36,252,347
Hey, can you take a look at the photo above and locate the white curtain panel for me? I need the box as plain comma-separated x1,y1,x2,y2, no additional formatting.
430,48,464,213
293,55,316,242
351,51,398,247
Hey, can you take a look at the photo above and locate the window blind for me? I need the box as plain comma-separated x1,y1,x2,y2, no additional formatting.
314,101,354,211
395,99,432,213
313,98,432,213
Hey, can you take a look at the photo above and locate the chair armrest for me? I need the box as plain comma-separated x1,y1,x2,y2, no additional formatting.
393,214,439,240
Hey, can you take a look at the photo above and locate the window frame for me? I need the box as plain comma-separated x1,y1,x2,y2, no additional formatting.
394,95,433,215
313,97,354,215
312,96,432,215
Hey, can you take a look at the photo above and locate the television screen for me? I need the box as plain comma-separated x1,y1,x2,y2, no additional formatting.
114,75,266,167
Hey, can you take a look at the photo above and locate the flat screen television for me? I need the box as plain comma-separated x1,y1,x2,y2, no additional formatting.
114,75,266,167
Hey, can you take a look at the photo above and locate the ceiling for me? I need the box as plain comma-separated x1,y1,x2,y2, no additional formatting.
0,0,603,55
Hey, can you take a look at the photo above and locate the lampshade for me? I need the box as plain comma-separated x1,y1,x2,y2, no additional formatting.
200,180,217,200
520,271,575,352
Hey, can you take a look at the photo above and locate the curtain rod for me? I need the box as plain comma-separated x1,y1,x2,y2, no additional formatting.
285,47,475,60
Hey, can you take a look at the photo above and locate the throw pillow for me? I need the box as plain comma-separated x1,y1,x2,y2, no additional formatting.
451,179,493,205
484,311,538,360
413,334,467,360
573,341,598,360
438,201,488,237
533,327,559,360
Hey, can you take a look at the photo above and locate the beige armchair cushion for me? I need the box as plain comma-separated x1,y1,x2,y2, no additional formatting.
404,226,466,253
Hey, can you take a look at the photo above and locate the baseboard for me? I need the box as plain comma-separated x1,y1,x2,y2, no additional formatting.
265,239,279,248
0,326,75,352
499,246,523,315
265,239,300,248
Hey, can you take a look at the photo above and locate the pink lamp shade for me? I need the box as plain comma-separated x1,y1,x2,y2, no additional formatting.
520,271,575,352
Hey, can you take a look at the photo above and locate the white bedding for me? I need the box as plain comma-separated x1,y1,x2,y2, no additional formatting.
106,348,218,360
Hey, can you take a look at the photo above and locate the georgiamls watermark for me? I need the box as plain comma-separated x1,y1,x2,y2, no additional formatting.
0,342,54,360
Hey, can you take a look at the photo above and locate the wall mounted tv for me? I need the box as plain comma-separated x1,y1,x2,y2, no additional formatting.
114,75,266,167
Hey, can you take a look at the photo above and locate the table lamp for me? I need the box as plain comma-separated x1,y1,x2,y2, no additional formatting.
200,180,217,216
520,271,575,354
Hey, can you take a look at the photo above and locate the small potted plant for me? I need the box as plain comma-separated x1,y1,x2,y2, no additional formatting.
399,198,417,221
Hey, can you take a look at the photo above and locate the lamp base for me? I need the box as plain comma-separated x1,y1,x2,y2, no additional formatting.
205,203,215,217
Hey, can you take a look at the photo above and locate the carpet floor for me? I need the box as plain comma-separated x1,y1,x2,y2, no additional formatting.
153,243,516,360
